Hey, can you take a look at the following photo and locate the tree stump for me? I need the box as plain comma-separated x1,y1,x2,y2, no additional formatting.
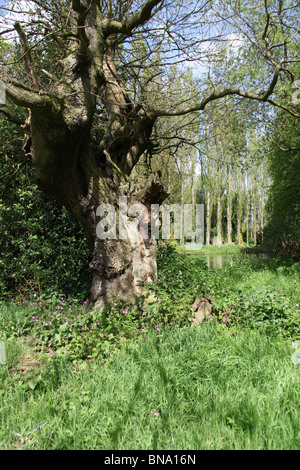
191,297,213,327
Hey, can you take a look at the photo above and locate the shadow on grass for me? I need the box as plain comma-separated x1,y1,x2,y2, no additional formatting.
108,335,177,450
108,353,143,449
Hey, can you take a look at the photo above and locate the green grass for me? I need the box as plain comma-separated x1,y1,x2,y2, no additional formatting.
208,254,300,307
238,261,299,298
0,323,299,450
177,244,244,255
0,245,299,450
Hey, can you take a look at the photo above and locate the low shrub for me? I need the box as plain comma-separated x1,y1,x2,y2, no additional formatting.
219,287,300,339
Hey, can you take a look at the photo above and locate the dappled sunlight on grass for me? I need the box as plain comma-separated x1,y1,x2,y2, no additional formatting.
0,245,299,449
0,324,299,450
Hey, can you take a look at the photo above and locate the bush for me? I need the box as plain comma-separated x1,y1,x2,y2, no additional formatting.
263,209,300,261
0,120,91,300
224,287,300,339
0,185,91,300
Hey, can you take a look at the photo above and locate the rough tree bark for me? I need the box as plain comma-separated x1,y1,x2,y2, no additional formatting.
206,190,211,246
216,194,222,247
226,172,232,245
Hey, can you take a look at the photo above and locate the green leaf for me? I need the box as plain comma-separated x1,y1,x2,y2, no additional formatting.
28,380,38,390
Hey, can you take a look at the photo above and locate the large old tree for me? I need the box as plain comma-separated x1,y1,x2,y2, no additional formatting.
0,0,299,308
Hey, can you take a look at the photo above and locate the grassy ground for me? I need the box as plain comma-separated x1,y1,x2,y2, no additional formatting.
177,244,244,255
200,251,300,302
0,323,299,450
0,245,299,450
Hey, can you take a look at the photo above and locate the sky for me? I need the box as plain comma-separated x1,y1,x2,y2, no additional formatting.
0,1,34,42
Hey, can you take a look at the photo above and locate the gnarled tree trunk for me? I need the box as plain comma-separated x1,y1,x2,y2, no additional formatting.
28,93,168,307
4,4,169,309
27,99,168,308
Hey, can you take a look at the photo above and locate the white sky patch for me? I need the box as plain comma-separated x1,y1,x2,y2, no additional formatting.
186,31,245,79
0,0,36,41
223,32,245,57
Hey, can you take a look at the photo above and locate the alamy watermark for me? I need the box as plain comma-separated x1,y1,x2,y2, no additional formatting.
0,80,6,106
0,341,6,365
291,341,300,365
96,197,204,247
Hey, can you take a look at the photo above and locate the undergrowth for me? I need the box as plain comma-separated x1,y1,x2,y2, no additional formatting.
0,244,300,450
0,324,299,450
0,244,299,365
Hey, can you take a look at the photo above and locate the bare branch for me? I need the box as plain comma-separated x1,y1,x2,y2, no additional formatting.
151,62,297,118
3,80,50,109
14,22,39,90
0,104,25,125
72,0,89,53
102,0,163,37
265,99,300,118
